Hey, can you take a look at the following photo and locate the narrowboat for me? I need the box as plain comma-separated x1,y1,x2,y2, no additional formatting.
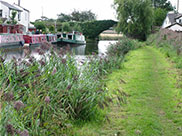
23,34,47,45
46,34,57,44
57,31,86,45
0,34,24,47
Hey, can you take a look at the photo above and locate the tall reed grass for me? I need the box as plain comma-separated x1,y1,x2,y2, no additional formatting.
0,37,140,135
147,29,182,68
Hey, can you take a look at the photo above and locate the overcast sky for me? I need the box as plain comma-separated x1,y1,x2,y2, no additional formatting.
4,0,182,21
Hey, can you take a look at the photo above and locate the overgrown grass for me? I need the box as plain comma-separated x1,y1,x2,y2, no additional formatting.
0,37,141,135
147,29,182,68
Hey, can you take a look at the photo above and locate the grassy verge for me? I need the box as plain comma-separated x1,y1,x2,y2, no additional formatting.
105,46,182,135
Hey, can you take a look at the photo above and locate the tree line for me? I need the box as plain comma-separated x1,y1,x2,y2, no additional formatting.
114,0,174,40
32,0,174,40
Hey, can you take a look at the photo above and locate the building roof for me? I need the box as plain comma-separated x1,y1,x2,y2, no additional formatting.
0,1,22,11
167,12,182,24
166,22,182,29
13,3,29,12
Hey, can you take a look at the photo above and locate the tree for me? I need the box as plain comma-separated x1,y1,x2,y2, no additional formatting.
57,13,72,22
153,8,167,26
62,22,71,32
71,10,97,22
57,10,96,22
153,0,174,11
34,21,46,32
114,0,153,41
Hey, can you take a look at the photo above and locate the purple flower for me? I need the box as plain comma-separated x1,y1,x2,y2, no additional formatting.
3,92,14,101
39,60,46,66
20,129,29,136
67,85,72,90
44,96,50,104
0,56,5,63
6,124,14,135
61,59,66,64
51,67,57,75
14,101,24,111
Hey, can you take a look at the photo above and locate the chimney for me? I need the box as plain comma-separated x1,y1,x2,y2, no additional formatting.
18,0,20,6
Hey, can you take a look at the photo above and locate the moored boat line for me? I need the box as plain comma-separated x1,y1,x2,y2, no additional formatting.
0,34,24,47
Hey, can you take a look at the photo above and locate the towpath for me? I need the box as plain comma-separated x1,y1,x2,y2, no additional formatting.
103,46,182,136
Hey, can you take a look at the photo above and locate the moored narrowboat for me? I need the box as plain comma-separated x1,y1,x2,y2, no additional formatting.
57,31,86,45
23,34,47,45
46,34,57,44
0,34,24,47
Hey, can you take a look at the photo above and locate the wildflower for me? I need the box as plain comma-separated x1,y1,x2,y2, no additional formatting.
67,85,72,90
6,124,14,135
39,60,46,66
92,52,96,55
14,101,24,111
73,75,78,81
0,56,5,63
61,59,66,64
28,56,34,63
44,96,50,104
19,129,29,136
3,92,14,101
52,67,57,75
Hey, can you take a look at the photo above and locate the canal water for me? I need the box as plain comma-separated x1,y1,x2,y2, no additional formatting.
0,40,117,61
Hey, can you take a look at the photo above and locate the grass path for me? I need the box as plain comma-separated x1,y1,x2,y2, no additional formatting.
69,46,182,136
103,46,182,136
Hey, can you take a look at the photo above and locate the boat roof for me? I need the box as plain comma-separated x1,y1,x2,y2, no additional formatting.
0,1,22,11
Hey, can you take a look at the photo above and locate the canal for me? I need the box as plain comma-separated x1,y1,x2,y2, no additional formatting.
0,40,117,61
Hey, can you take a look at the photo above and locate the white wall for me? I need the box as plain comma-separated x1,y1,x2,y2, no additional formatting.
162,16,171,28
176,17,182,24
0,3,10,18
168,24,182,31
13,4,30,33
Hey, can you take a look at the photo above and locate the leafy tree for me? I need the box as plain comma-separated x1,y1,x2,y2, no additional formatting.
114,0,153,41
153,0,174,11
57,13,72,22
153,8,167,26
62,22,71,32
57,10,96,22
34,21,46,32
71,10,97,22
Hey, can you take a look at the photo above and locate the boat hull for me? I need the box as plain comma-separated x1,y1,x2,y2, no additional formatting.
57,38,86,45
0,34,24,47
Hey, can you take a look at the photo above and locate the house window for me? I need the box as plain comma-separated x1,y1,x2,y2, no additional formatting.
0,10,2,17
18,12,21,21
179,19,182,23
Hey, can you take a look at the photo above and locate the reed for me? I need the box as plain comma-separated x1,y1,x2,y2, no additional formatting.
0,37,140,135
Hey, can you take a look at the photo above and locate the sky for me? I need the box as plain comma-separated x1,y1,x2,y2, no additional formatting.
4,0,182,22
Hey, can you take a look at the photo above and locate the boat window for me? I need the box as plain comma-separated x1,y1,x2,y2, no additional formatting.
68,35,72,40
36,38,39,41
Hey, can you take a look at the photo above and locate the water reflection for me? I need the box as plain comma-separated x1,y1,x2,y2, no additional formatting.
0,40,117,61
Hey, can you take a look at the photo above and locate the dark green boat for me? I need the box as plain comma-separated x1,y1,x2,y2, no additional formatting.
57,31,86,45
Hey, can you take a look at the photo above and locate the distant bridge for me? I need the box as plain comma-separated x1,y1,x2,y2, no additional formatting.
79,20,117,39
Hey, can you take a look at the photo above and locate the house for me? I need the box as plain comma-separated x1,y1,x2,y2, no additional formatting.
0,0,30,33
162,11,182,32
13,3,30,33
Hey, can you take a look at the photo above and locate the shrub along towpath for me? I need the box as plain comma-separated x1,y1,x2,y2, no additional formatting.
102,46,182,136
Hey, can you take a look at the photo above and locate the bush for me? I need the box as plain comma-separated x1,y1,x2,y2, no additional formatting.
147,29,182,68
